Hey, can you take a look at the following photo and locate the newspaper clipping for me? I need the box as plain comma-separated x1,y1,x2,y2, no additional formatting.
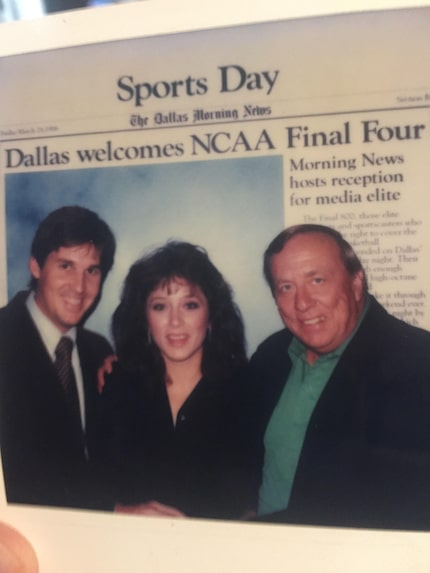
1,6,430,530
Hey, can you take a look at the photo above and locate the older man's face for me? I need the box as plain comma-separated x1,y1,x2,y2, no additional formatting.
270,233,364,364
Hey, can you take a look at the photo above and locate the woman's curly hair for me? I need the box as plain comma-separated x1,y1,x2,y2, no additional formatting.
112,241,247,382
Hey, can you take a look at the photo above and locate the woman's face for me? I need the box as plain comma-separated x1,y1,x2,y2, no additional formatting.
146,277,210,368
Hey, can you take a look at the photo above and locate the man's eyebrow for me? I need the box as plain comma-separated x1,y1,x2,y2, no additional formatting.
275,269,321,281
54,257,101,268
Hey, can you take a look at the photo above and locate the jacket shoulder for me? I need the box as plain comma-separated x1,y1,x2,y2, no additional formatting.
0,293,38,355
77,327,113,359
365,296,430,353
0,292,29,328
251,328,292,364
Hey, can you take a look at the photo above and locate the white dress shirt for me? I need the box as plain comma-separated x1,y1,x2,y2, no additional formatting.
26,292,86,430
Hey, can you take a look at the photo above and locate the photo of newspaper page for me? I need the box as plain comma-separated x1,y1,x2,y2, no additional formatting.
1,3,430,536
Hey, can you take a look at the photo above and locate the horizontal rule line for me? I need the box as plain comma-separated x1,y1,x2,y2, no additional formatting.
1,104,429,144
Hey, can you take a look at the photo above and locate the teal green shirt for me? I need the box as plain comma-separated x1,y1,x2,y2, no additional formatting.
258,301,368,516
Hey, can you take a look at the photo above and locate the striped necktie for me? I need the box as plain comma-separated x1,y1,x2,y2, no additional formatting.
54,336,83,437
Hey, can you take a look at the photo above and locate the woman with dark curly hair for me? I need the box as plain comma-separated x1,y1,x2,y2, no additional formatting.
99,241,254,519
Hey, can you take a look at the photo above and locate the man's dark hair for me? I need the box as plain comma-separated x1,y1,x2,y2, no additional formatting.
112,241,247,380
30,206,116,289
263,224,367,295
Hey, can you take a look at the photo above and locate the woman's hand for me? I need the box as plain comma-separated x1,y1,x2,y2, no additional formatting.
114,501,186,518
97,354,118,393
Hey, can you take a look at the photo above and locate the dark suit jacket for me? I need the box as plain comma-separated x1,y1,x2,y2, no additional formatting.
249,296,430,529
0,291,112,510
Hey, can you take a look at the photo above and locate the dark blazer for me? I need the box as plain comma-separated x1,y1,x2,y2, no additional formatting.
249,296,430,530
0,291,112,510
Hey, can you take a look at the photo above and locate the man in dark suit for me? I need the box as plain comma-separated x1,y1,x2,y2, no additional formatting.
0,206,116,509
250,224,430,529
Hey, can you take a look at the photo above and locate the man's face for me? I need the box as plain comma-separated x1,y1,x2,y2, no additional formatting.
29,243,102,333
270,233,364,364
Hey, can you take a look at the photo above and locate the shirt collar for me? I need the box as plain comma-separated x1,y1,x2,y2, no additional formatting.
26,291,77,360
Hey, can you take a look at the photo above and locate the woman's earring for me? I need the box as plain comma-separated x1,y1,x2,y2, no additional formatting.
147,329,152,344
206,325,212,342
